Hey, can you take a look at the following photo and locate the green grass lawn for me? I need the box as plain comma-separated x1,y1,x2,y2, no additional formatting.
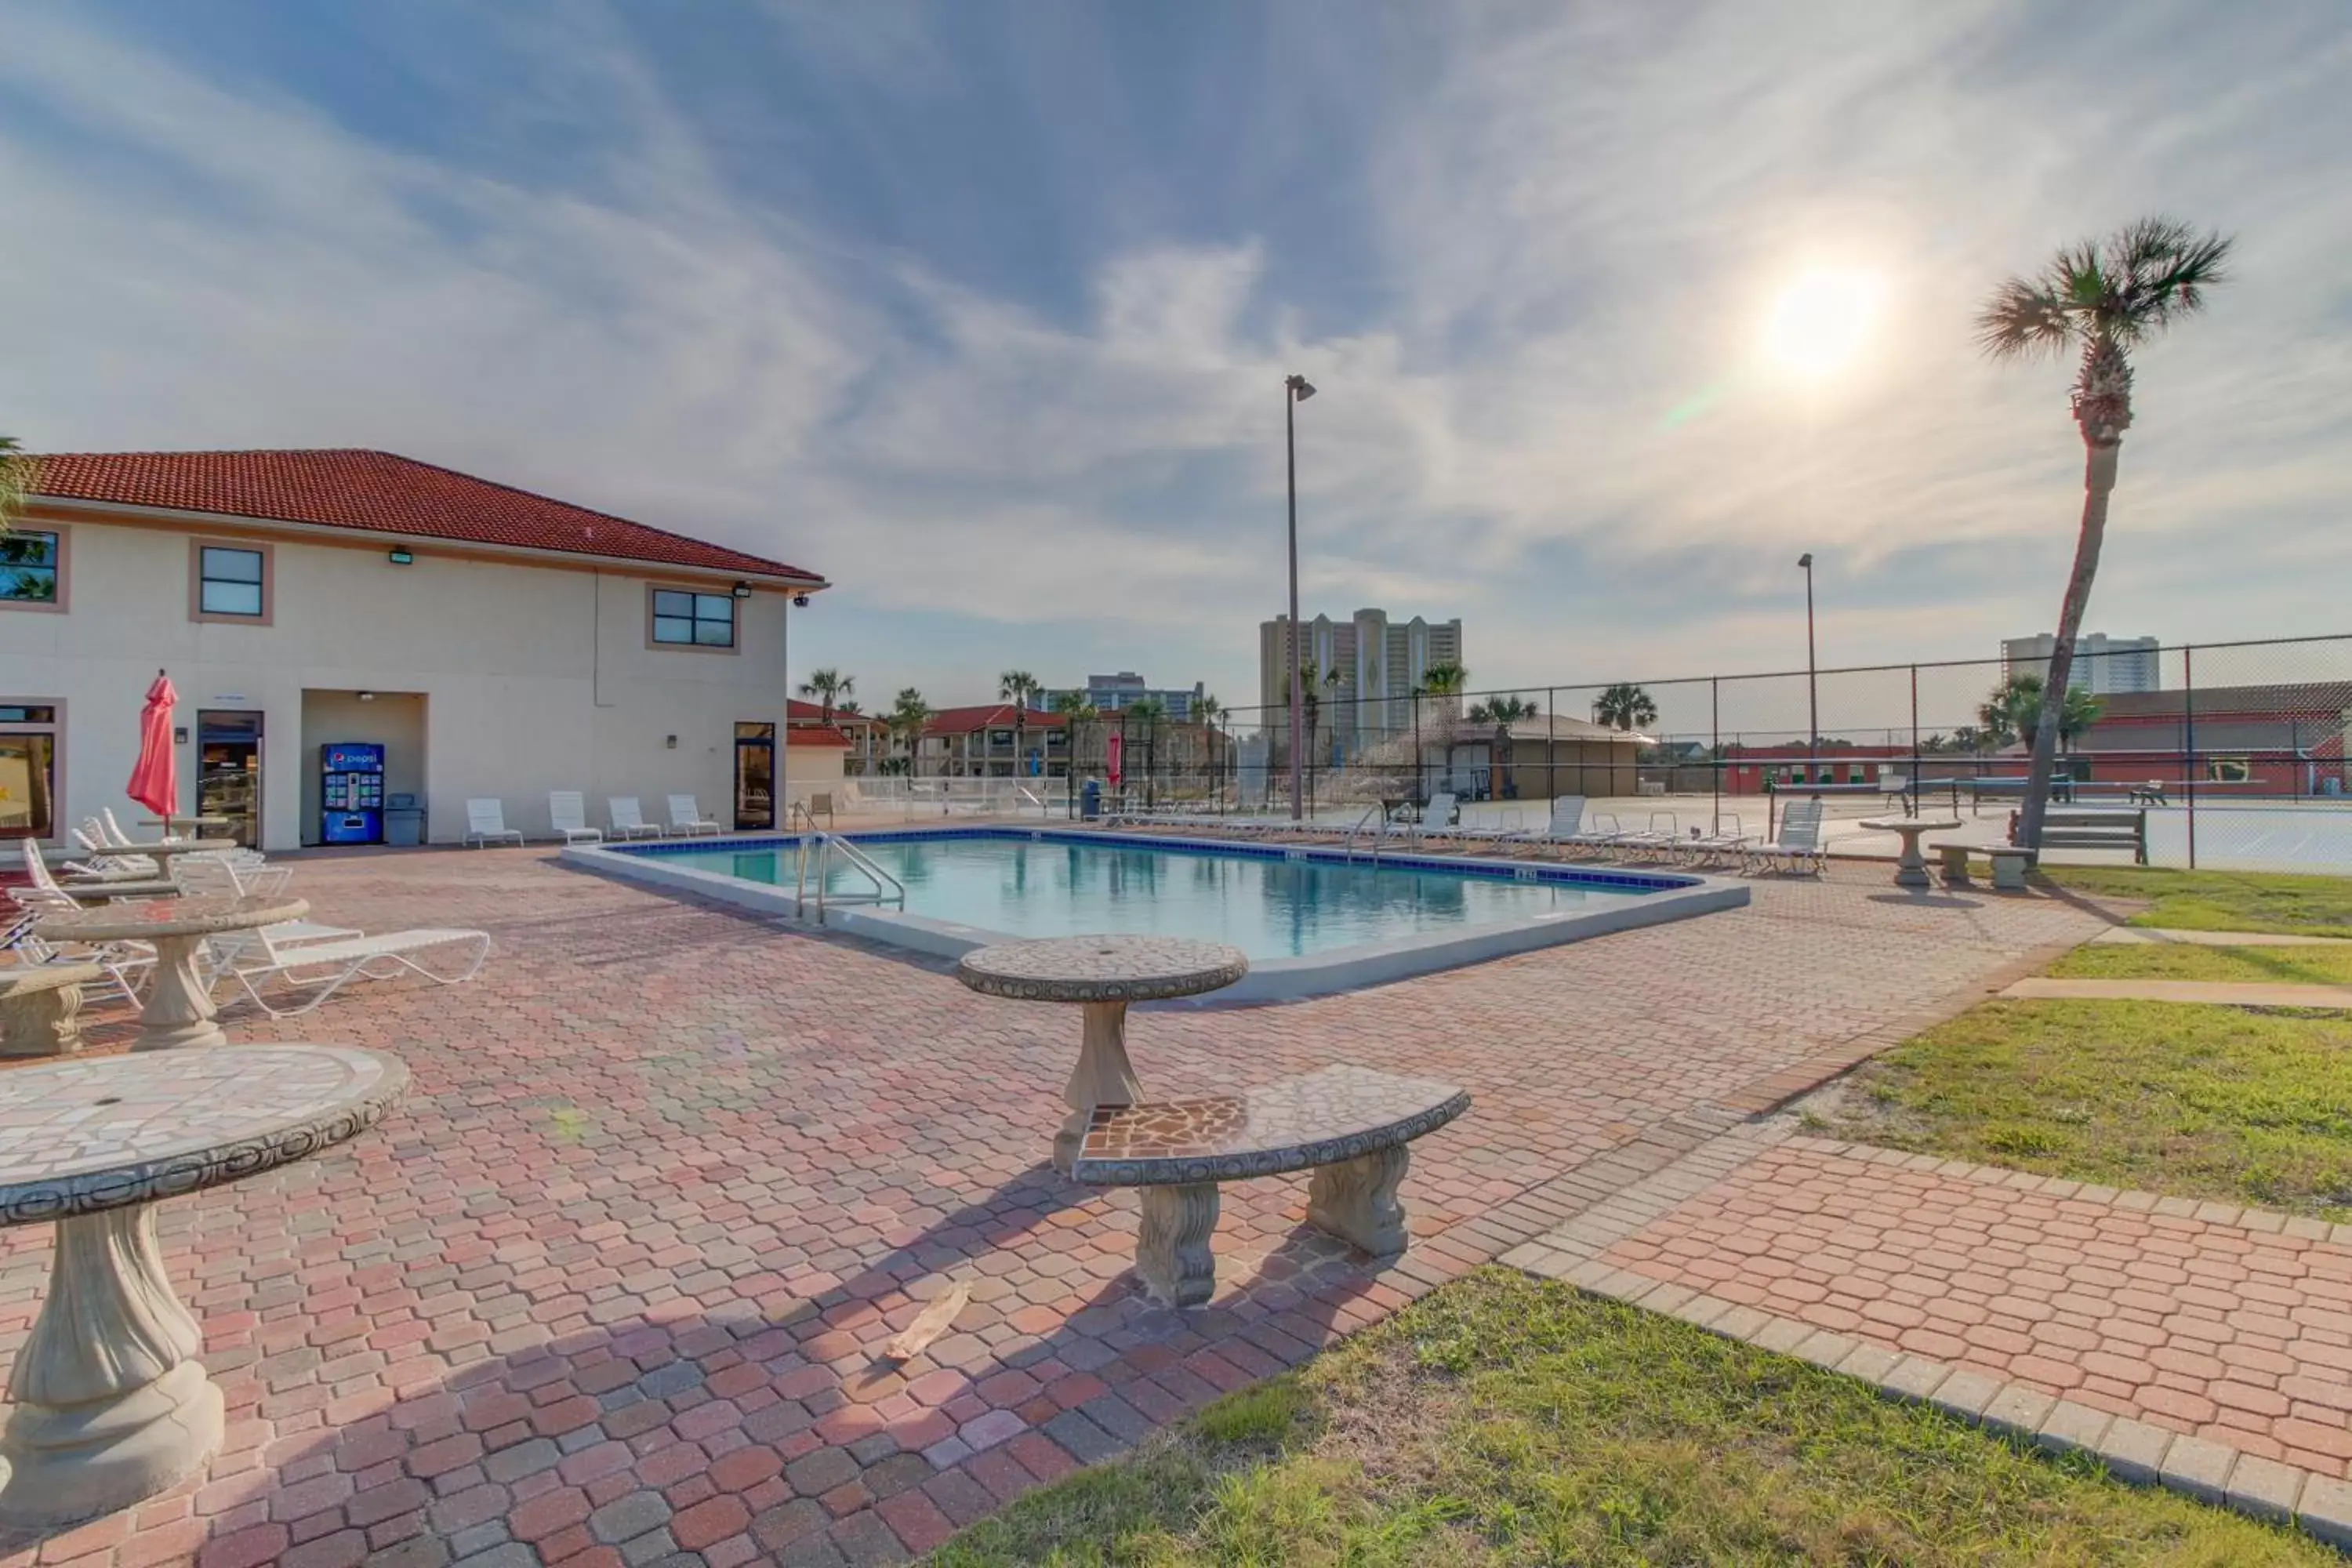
2039,864,2352,937
2052,942,2352,987
932,1271,2325,1566
1813,998,2352,1218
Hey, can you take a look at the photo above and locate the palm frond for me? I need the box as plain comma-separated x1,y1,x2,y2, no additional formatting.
1974,278,2078,360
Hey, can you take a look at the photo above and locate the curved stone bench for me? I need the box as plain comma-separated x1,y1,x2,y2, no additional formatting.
1071,1064,1470,1307
1,964,103,1058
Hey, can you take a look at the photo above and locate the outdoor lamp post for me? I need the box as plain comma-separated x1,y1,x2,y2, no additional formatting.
1285,372,1316,820
1798,552,1819,772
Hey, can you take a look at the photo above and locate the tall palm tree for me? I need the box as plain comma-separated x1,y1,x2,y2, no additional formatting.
1592,683,1659,732
1467,695,1537,725
0,437,34,537
1298,659,1341,779
1979,216,2231,852
1192,694,1225,790
999,670,1040,779
798,668,854,726
1127,697,1167,800
1050,690,1099,779
889,687,933,776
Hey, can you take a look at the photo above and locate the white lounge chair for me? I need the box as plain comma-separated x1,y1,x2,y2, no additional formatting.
549,791,603,845
207,924,491,1016
1504,797,1588,856
173,852,294,899
1684,814,1754,867
463,799,524,848
1411,793,1461,848
606,797,664,839
666,795,721,837
1744,798,1828,876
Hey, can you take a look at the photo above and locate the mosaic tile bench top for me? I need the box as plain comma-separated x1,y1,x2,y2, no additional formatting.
1072,1063,1470,1185
0,964,103,998
956,934,1250,1004
0,1044,407,1225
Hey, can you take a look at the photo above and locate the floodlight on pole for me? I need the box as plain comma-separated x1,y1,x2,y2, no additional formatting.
1285,373,1316,819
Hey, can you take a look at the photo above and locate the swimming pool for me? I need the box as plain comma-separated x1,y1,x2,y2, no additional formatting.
568,828,1748,1001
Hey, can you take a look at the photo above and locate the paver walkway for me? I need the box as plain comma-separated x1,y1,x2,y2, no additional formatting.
1542,1134,2352,1483
0,849,2106,1566
2002,976,2352,1007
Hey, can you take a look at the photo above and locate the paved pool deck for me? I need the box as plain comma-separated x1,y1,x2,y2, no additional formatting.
0,847,2124,1565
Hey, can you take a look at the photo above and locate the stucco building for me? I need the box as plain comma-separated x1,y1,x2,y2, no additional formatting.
1258,608,1464,758
1,449,827,855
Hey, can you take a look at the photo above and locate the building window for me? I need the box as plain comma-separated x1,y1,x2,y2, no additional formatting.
650,587,735,648
0,704,60,841
1,529,64,609
2205,757,2252,784
191,541,272,622
990,729,1013,745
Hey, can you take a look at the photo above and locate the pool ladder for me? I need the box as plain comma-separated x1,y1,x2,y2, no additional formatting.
789,805,906,916
1341,804,1392,865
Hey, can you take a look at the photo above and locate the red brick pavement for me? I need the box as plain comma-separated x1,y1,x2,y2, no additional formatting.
1,849,2107,1566
1603,1140,2352,1479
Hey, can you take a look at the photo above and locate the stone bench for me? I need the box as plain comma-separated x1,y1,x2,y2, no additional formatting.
1070,1064,1470,1306
0,964,103,1058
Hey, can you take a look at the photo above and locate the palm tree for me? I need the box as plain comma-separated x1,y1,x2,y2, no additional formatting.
1127,697,1167,803
999,670,1041,779
1979,216,2231,853
1050,690,1099,779
1467,695,1538,725
1192,694,1226,793
0,437,34,537
798,668,855,726
1980,673,2105,754
1592,683,1659,732
889,687,933,776
1298,659,1342,781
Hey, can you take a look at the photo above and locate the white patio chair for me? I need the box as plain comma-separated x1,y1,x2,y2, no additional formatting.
549,791,603,845
463,799,524,848
1685,814,1754,867
173,853,295,899
5,867,157,1005
207,924,491,1017
1411,793,1461,848
1503,797,1587,856
666,795,721,837
1744,798,1828,876
606,797,664,839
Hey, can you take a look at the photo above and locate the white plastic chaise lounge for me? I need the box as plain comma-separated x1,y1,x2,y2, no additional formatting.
1744,797,1828,876
207,924,491,1017
4,886,156,1007
1683,814,1755,868
607,797,664,840
1410,793,1461,848
549,791,604,845
463,799,524,848
666,796,722,837
1504,797,1588,856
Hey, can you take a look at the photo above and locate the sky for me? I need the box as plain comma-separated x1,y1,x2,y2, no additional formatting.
5,1,2350,730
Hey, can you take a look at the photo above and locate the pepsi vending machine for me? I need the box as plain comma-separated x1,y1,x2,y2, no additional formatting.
321,742,386,844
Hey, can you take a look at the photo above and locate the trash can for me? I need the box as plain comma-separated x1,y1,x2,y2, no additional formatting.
1080,778,1102,821
383,793,425,848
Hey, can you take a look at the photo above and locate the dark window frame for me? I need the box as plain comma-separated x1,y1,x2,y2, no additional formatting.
647,585,739,651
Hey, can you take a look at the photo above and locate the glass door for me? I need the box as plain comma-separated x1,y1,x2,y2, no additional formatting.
197,710,263,848
735,722,775,830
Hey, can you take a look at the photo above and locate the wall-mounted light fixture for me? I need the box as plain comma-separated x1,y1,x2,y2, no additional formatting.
792,593,811,608
388,548,415,565
174,726,190,745
358,691,376,702
731,580,753,600
665,735,678,750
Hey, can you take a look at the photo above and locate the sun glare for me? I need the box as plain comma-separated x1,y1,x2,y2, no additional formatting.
1762,267,1885,381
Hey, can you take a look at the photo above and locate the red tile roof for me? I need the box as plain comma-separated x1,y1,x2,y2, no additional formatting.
29,449,823,583
788,725,853,748
920,704,1065,737
788,699,879,727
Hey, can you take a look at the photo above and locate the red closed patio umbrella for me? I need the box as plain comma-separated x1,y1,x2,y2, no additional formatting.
127,669,180,837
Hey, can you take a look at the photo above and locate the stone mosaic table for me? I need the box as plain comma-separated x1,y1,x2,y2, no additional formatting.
34,895,307,1051
956,935,1250,1172
1071,1064,1470,1305
0,964,103,1058
51,878,183,903
1860,816,1963,890
0,1045,406,1527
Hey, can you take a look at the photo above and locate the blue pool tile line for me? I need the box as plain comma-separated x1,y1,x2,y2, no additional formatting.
611,826,1696,894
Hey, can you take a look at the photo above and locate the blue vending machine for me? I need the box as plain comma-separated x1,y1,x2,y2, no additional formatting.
321,742,386,844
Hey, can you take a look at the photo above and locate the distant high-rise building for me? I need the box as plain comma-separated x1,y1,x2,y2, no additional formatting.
2002,633,2161,695
1038,673,1208,721
1259,608,1465,753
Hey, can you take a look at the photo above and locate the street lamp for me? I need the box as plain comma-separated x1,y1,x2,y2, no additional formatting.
1285,373,1316,819
1798,553,1818,775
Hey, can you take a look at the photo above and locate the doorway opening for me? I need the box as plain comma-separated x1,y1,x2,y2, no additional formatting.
197,710,263,848
735,722,775,829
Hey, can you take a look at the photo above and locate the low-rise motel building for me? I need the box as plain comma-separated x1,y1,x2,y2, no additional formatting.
1,449,828,855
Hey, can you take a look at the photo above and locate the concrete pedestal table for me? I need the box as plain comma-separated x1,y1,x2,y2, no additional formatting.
34,895,307,1051
1859,816,1963,891
0,1044,406,1526
0,965,103,1058
956,936,1250,1173
102,840,238,868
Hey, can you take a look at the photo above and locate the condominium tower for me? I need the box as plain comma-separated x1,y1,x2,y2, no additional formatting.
1258,608,1465,754
2002,633,2161,695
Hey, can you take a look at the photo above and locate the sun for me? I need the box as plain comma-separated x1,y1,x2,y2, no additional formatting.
1761,267,1885,381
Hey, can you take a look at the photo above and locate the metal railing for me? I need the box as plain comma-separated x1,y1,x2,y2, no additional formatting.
789,805,906,916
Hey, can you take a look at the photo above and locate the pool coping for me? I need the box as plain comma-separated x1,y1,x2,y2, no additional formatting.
561,826,1751,1003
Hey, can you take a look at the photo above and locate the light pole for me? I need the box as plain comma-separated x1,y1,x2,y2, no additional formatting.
1285,372,1316,819
1798,552,1818,775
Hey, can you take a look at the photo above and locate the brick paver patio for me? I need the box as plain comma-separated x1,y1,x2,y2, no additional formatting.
2,848,2106,1566
1598,1138,2352,1480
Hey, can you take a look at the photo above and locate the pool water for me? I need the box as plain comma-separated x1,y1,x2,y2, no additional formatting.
661,833,1666,960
